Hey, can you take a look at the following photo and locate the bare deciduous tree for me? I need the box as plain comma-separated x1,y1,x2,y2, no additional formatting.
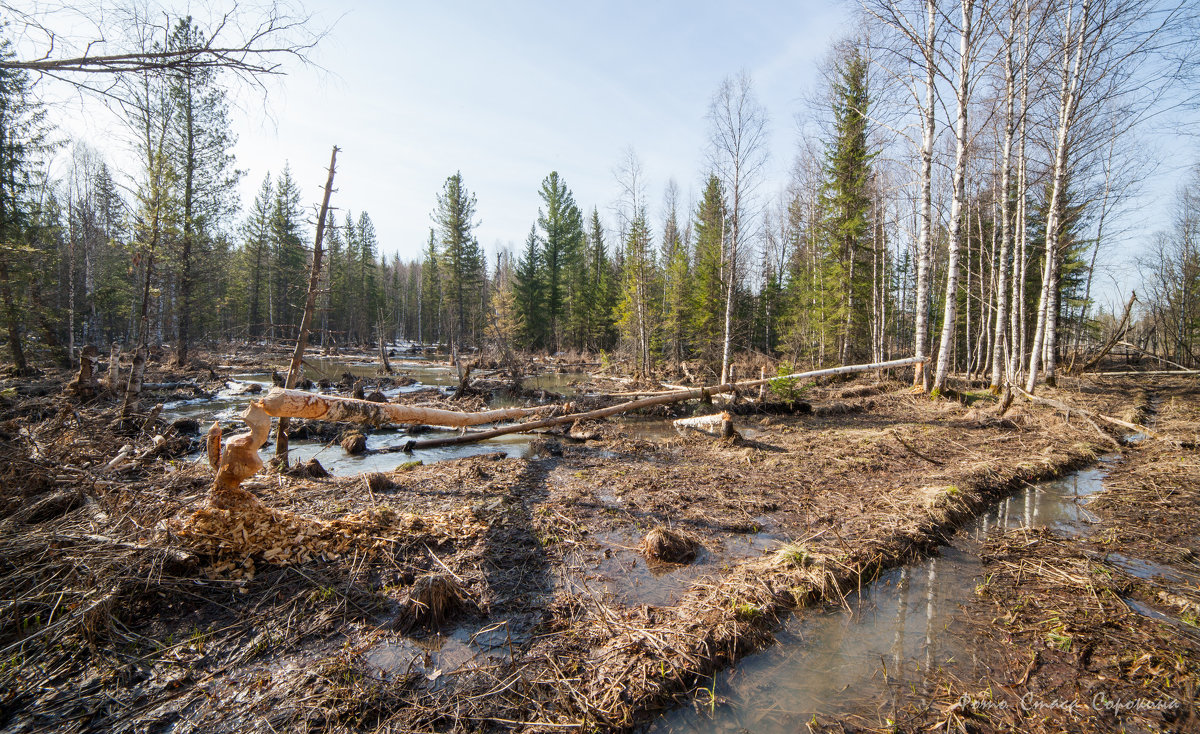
707,71,768,384
1,1,324,93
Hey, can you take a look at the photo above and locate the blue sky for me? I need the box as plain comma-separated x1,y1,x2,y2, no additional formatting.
223,1,851,259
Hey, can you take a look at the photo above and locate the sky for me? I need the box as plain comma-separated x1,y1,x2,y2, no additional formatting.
24,1,1200,310
35,1,849,257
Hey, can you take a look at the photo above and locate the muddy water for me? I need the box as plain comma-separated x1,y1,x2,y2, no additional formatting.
164,348,590,471
650,463,1115,733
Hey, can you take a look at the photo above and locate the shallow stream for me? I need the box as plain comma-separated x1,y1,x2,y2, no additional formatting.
163,346,591,472
650,463,1121,733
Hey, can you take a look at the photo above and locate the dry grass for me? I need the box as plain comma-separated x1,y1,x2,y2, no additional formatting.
639,526,700,563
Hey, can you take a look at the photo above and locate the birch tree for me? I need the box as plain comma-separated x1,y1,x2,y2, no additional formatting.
859,0,941,389
707,71,768,384
932,0,980,396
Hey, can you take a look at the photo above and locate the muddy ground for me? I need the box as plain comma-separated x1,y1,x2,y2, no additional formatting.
0,348,1194,733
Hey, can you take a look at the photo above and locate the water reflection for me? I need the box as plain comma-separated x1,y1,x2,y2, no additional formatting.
652,464,1111,733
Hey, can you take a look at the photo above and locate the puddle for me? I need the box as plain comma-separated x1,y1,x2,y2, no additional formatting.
1105,553,1192,584
362,614,537,683
1124,599,1200,643
581,530,722,608
650,458,1130,733
580,524,785,608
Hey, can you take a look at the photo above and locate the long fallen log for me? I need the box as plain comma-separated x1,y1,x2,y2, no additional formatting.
403,356,926,451
1091,369,1199,377
258,387,555,427
1014,386,1157,438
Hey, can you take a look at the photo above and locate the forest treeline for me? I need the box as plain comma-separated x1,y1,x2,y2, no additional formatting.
1,0,1198,389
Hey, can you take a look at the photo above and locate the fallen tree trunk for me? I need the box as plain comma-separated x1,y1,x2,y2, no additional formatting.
674,412,736,439
1114,341,1194,373
1014,386,1156,438
1069,291,1135,375
258,387,555,427
1092,369,1199,377
404,356,925,451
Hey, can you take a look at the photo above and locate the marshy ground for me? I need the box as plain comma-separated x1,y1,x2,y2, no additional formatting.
1,348,1196,733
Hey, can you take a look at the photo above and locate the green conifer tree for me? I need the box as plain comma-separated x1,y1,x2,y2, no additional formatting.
818,45,875,363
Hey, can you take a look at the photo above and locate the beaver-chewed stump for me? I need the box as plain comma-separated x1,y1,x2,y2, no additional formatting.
640,526,700,564
394,573,469,632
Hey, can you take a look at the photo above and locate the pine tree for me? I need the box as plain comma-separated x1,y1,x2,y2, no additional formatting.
167,17,240,365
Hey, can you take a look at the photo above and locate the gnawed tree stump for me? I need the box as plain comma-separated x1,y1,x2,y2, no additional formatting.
66,345,101,397
105,344,121,392
206,400,272,510
340,432,367,454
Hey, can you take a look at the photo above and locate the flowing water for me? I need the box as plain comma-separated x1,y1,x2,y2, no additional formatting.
163,346,591,472
650,464,1116,733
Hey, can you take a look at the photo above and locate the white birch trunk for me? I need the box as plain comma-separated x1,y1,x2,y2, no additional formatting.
913,0,938,391
1026,0,1090,392
991,8,1018,389
932,0,975,395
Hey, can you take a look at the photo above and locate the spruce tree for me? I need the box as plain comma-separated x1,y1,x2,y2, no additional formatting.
513,225,544,349
0,41,51,372
269,165,306,334
585,208,617,351
240,174,272,338
433,172,482,348
419,229,441,344
819,44,874,363
357,211,381,343
690,174,726,369
536,171,584,352
661,192,690,366
617,210,655,376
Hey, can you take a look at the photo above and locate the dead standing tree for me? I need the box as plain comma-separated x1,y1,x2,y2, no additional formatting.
274,145,338,466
